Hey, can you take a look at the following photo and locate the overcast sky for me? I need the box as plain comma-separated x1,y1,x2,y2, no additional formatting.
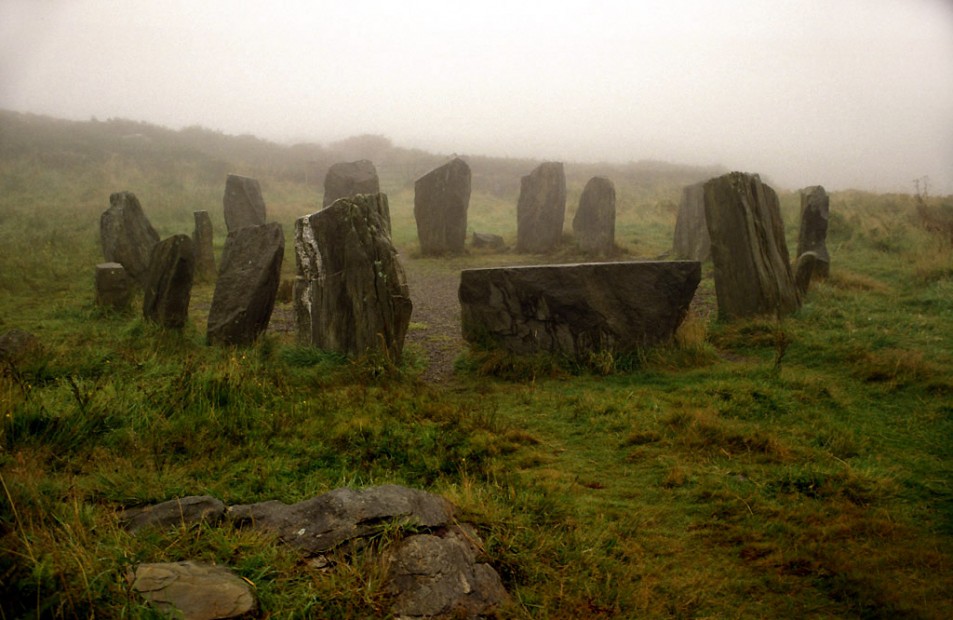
2,0,952,193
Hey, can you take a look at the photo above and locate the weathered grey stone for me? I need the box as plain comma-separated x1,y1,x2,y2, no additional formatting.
414,158,471,255
227,485,453,555
387,525,509,619
192,211,216,282
143,235,195,329
573,176,616,254
471,232,505,250
295,194,411,360
797,185,830,278
121,496,226,533
100,191,160,286
673,181,711,261
323,160,380,208
95,262,135,310
222,174,266,233
0,329,39,365
516,162,566,253
128,561,256,620
704,172,799,321
459,261,700,357
794,251,818,298
207,223,284,346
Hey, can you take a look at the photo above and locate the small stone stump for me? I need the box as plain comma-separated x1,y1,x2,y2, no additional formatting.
573,176,616,254
516,162,566,253
414,157,471,255
322,160,380,207
128,561,256,620
797,185,831,278
704,172,799,321
673,181,711,261
192,210,216,282
207,223,284,346
472,232,506,250
100,191,160,286
222,174,266,233
143,235,195,329
95,262,135,310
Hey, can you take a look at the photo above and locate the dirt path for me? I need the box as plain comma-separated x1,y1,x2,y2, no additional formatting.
402,262,466,383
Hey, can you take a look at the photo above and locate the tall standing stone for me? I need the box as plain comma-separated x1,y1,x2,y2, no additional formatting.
673,181,711,261
704,172,799,321
295,194,412,361
100,191,160,286
95,263,134,310
516,162,566,253
573,176,616,254
143,235,195,329
322,160,380,207
192,210,216,282
797,185,831,278
414,158,471,256
207,223,284,346
223,174,266,233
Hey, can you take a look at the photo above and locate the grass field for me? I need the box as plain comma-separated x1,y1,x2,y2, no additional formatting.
1,112,952,618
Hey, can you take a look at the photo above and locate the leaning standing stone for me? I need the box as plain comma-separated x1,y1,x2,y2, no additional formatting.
100,191,160,286
143,235,195,329
207,223,284,346
797,185,831,278
573,176,616,254
414,158,471,256
192,210,216,282
704,172,799,321
673,181,711,261
516,162,566,253
322,160,380,207
95,262,135,310
222,174,266,233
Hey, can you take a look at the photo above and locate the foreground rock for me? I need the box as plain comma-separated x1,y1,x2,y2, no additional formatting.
573,176,616,254
673,181,711,261
704,172,799,321
192,210,216,282
516,162,566,253
121,496,226,533
207,223,284,346
459,261,700,357
143,235,195,329
100,191,160,286
322,160,380,207
95,262,135,310
797,185,831,278
222,174,267,233
294,194,411,360
128,561,256,620
414,157,471,255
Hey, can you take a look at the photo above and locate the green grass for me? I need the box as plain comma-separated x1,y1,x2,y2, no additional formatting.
1,111,952,617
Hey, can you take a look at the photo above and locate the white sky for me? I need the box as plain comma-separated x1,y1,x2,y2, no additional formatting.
2,0,952,193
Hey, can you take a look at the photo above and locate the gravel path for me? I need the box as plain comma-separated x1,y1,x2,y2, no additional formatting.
402,262,466,383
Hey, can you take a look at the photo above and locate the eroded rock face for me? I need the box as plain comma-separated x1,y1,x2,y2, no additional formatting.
573,176,616,255
222,174,267,233
414,158,471,255
797,185,831,278
143,235,195,329
100,191,160,286
516,162,566,253
121,496,226,533
322,160,380,207
95,262,135,310
207,222,284,346
673,181,711,261
294,194,411,360
129,561,256,620
459,261,700,357
192,210,216,282
703,172,799,321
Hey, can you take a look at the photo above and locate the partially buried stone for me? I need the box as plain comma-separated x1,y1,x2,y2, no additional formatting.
222,174,266,233
143,235,195,329
573,176,616,255
192,210,216,282
121,495,226,533
100,191,160,286
95,262,135,310
129,561,256,620
322,160,380,207
414,157,471,255
516,162,566,253
472,232,506,250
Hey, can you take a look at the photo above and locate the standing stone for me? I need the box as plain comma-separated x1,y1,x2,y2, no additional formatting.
222,174,266,233
100,191,160,286
797,185,831,278
414,158,471,255
95,262,135,310
573,176,616,254
322,160,380,207
794,251,818,298
703,172,799,321
143,235,195,329
516,162,566,253
192,210,216,282
673,181,711,261
207,223,284,346
295,194,412,360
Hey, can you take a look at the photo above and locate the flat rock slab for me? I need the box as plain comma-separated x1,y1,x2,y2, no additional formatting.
129,561,256,620
227,485,453,555
121,495,226,533
459,261,700,357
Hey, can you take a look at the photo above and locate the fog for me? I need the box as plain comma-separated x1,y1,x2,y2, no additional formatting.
2,0,952,194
